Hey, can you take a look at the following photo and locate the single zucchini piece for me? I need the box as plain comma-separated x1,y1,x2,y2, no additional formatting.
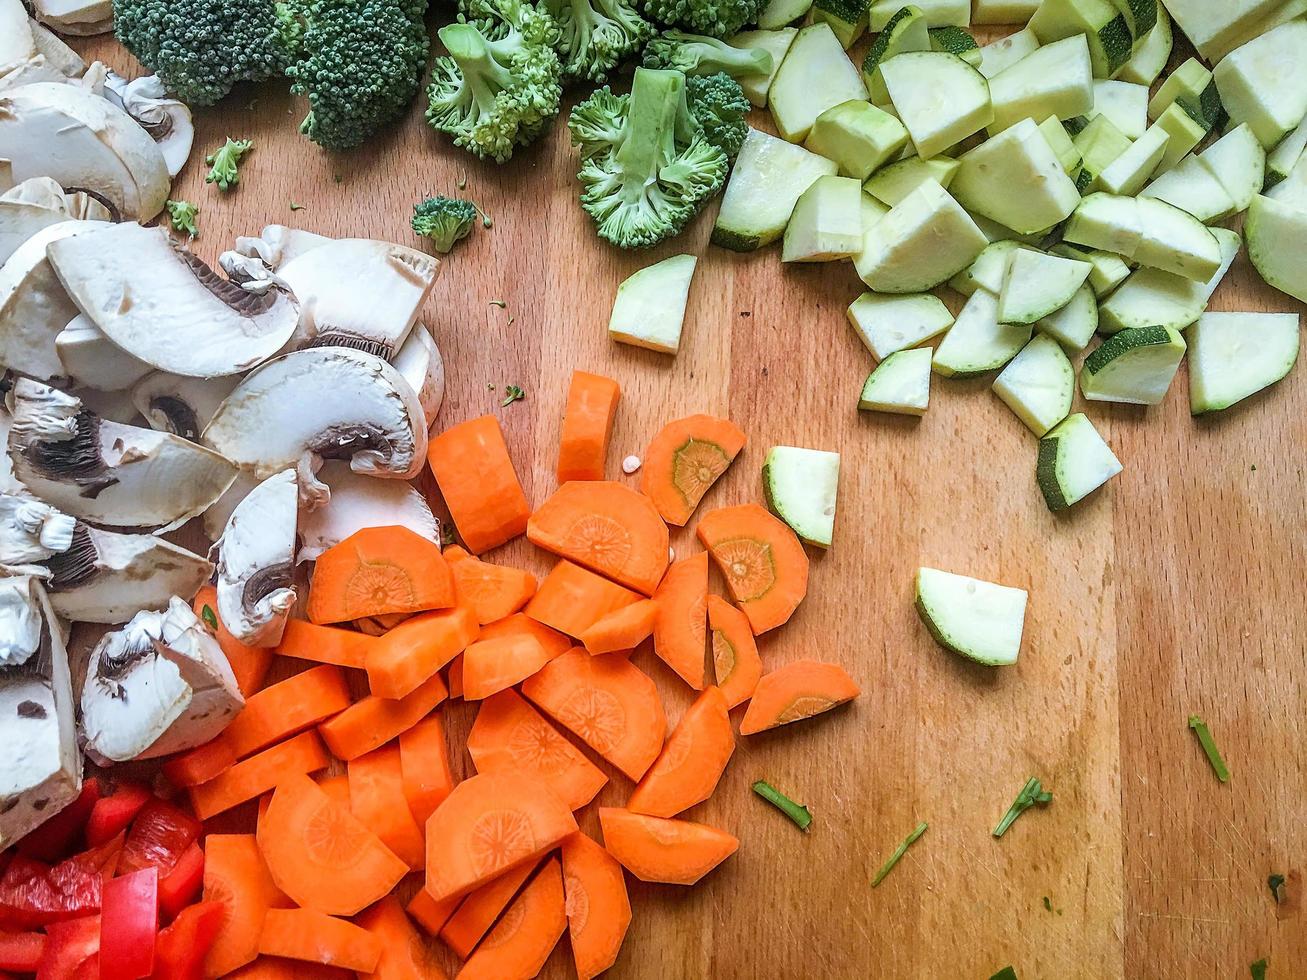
805,100,909,181
861,4,930,103
928,26,981,66
1265,115,1307,190
1197,123,1265,214
858,347,933,415
730,29,799,108
1147,58,1210,123
809,0,871,48
992,333,1075,435
967,211,1049,245
870,0,969,29
1132,196,1222,282
914,567,1028,666
932,288,1031,377
1089,79,1148,139
973,0,1039,24
757,0,813,29
1202,0,1307,64
1150,102,1207,175
863,155,960,205
1246,194,1307,304
950,118,1081,234
1029,0,1133,79
712,128,838,251
846,290,954,358
988,35,1094,134
1139,153,1237,223
1098,226,1240,333
855,178,988,292
1107,0,1157,37
782,174,864,261
1050,243,1130,297
1213,20,1307,149
1158,0,1280,63
1038,115,1083,177
1267,157,1307,210
608,254,697,354
1064,190,1140,255
1080,325,1187,404
881,52,993,159
769,23,867,142
997,248,1092,324
1071,113,1131,190
1188,312,1300,414
1036,413,1122,511
762,446,840,547
978,27,1040,79
1035,281,1099,350
1093,124,1168,196
861,191,890,230
948,239,1026,296
1115,3,1169,86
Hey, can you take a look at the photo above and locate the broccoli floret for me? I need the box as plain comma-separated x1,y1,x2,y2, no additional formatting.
641,0,762,38
685,72,748,159
568,67,728,248
642,29,771,77
543,0,654,82
164,199,200,237
205,138,254,191
413,196,479,252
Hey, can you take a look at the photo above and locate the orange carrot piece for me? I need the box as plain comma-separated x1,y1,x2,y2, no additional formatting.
478,613,571,659
520,649,665,782
578,598,657,655
316,774,351,807
455,857,566,980
259,908,382,973
424,772,577,903
439,859,539,959
224,665,353,758
445,548,538,625
275,619,378,669
461,633,551,700
203,834,293,978
406,888,459,937
428,415,531,554
626,686,734,818
557,370,621,483
190,731,331,820
466,690,607,811
194,584,272,696
641,415,747,526
447,655,464,699
365,605,480,700
318,672,448,761
356,895,449,980
161,734,236,788
348,746,427,870
696,503,810,633
526,482,669,595
561,832,631,980
738,659,860,735
707,595,762,709
307,526,456,625
227,957,354,979
398,714,455,826
258,772,408,916
598,808,738,885
652,553,708,688
525,560,641,639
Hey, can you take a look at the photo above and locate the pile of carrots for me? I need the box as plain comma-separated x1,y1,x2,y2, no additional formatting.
152,369,862,978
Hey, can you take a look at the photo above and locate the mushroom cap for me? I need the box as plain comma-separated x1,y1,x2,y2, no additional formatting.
233,224,332,271
0,0,36,67
0,491,76,573
0,573,43,666
391,322,445,430
56,313,153,391
111,76,192,178
27,20,85,78
0,56,72,92
216,469,297,647
30,0,113,35
297,461,439,564
132,372,238,442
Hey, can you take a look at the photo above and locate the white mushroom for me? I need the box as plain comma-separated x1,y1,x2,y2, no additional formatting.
55,314,152,391
47,222,301,378
391,322,445,430
0,491,75,574
72,386,143,425
1,177,110,266
30,0,113,36
0,160,13,193
0,56,72,92
216,469,297,647
0,0,35,69
231,224,331,270
0,574,42,666
7,378,238,529
297,460,439,564
101,74,193,178
132,372,238,442
201,471,258,543
0,402,19,493
27,20,85,79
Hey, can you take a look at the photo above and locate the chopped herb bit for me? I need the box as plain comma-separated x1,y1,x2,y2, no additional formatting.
993,777,1052,838
1251,958,1268,980
439,523,456,547
164,199,199,238
1042,896,1053,912
1268,874,1286,903
204,137,253,191
1188,715,1230,783
506,316,515,327
457,171,467,190
200,605,218,631
990,969,1019,980
488,300,507,309
871,820,927,887
289,202,306,211
333,174,343,183
751,780,812,831
501,385,525,407
1250,464,1257,471
486,383,496,390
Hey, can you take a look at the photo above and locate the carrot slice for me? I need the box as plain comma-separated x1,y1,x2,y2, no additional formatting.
398,714,455,825
348,746,427,870
527,482,669,595
598,808,738,885
318,672,448,761
203,834,292,978
696,503,810,633
456,857,566,980
190,731,331,820
193,584,272,696
557,370,621,483
439,859,539,959
316,774,350,807
561,832,631,980
447,655,464,699
652,553,707,688
520,649,665,781
406,888,459,937
257,772,407,916
365,605,480,700
461,634,551,701
227,957,353,979
307,526,456,625
428,415,531,554
275,619,377,669
578,598,657,655
626,686,734,818
738,660,860,735
446,547,538,625
707,595,762,709
525,561,641,639
356,895,449,980
466,690,607,811
224,665,352,758
259,908,382,973
641,415,746,526
161,735,236,788
478,613,571,659
424,772,577,903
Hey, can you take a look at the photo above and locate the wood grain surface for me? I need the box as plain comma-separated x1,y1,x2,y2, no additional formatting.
70,20,1306,980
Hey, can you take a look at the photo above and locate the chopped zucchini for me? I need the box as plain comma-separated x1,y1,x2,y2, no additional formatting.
1093,124,1168,196
1132,196,1222,281
810,0,871,48
1147,58,1210,122
861,191,890,230
881,52,993,159
757,0,813,28
870,0,969,29
1107,0,1157,37
762,446,840,547
972,0,1039,24
1188,312,1300,414
949,239,1026,296
608,254,697,354
1115,3,1169,86
950,118,1081,234
1160,0,1282,63
932,289,1031,377
854,178,988,292
988,35,1094,134
1029,0,1134,79
1202,0,1307,64
1150,102,1207,175
1072,113,1131,191
1049,243,1130,297
929,26,981,66
769,23,868,142
992,333,1075,435
1036,281,1100,350
1064,191,1141,255
1080,325,1187,404
782,175,864,261
862,4,931,103
863,155,960,205
805,100,909,181
846,290,954,358
711,128,838,251
1036,413,1122,511
978,27,1040,79
997,248,1092,324
1038,115,1083,176
967,211,1049,245
1139,153,1237,223
1246,194,1307,304
1265,115,1307,189
914,567,1028,666
1267,157,1307,210
1212,20,1307,149
1089,79,1148,139
1098,227,1240,333
859,347,933,414
730,29,799,108
1198,123,1265,214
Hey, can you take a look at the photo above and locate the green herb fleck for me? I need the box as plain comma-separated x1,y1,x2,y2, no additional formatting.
1042,896,1053,912
990,969,1019,980
488,300,507,309
1251,464,1257,471
289,202,306,212
871,821,927,887
993,777,1052,838
439,523,456,547
1268,874,1286,903
333,174,343,184
200,605,218,631
507,316,515,327
1251,957,1268,980
1188,715,1230,783
501,385,525,407
164,200,199,238
486,383,496,391
204,137,253,191
751,780,812,831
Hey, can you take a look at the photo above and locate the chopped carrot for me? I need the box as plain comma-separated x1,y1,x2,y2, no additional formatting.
626,686,734,817
520,648,665,782
355,895,449,980
598,808,738,885
478,613,571,659
461,634,552,700
275,619,377,669
348,746,427,870
525,560,641,639
226,957,353,979
738,660,860,735
578,598,657,655
316,774,350,807
427,415,531,555
557,370,621,483
447,655,464,698
223,665,352,758
455,857,566,980
398,714,455,825
259,908,382,973
318,672,448,761
641,415,746,526
439,859,539,959
652,553,708,688
190,731,331,820
445,547,538,625
193,584,272,696
526,482,669,595
561,832,631,980
365,605,480,700
257,772,407,916
161,735,236,788
406,888,459,937
307,526,456,625
425,772,577,903
202,834,292,978
467,690,607,810
707,595,762,709
697,503,809,633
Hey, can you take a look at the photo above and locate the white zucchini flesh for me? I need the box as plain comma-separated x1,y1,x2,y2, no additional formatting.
880,51,994,159
914,567,1028,666
932,288,1031,377
1099,227,1240,334
1188,312,1301,414
1080,325,1187,405
846,291,954,359
997,249,1092,325
859,347,933,415
992,333,1075,436
1036,282,1099,352
762,446,841,548
1036,413,1122,511
607,254,697,354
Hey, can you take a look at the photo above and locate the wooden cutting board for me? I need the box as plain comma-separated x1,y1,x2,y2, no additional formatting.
70,24,1306,979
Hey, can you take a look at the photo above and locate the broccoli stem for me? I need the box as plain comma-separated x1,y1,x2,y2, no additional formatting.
440,23,518,117
613,69,685,206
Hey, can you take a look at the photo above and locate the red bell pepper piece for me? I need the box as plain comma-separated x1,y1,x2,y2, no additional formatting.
0,834,122,930
35,915,99,980
148,901,223,980
119,800,201,878
0,929,46,971
156,844,203,921
17,782,102,862
100,868,158,980
86,784,152,849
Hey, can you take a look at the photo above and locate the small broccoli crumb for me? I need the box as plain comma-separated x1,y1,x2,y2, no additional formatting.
501,384,525,406
205,138,254,191
412,196,478,253
289,201,307,211
164,199,200,238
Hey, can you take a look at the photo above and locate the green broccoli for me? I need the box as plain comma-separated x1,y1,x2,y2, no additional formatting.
686,72,749,159
205,138,254,191
164,199,200,237
568,67,728,248
543,0,654,82
642,29,772,77
641,0,763,38
412,196,479,252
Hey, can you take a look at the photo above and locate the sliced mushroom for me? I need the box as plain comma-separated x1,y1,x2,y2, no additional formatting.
0,56,73,93
0,573,42,666
30,0,113,36
0,402,18,494
7,378,238,529
72,386,142,425
0,0,35,69
297,460,439,564
0,160,13,193
55,314,152,391
391,322,445,430
231,224,331,271
102,74,192,178
132,372,238,442
28,20,85,78
1,177,109,266
0,491,75,574
201,471,257,543
47,222,301,378
216,469,297,647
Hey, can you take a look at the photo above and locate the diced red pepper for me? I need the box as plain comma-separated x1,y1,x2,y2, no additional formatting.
86,784,152,849
100,869,158,980
119,800,201,878
0,929,46,971
156,844,203,921
0,835,122,930
148,901,223,980
17,782,102,862
35,915,99,980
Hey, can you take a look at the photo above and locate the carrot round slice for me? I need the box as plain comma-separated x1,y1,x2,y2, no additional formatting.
355,895,448,980
424,771,577,904
347,746,427,870
456,857,567,980
626,686,734,818
524,560,642,639
561,832,631,980
579,598,657,655
427,415,530,555
203,834,292,978
259,908,382,973
446,548,538,625
707,595,762,709
520,649,666,782
439,859,539,959
696,503,809,633
526,482,670,596
739,659,861,735
557,370,621,483
478,613,572,659
223,665,352,758
365,605,480,700
652,553,707,688
461,634,552,701
193,584,272,695
307,526,456,624
597,808,738,885
641,415,746,526
398,713,455,826
257,772,408,916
